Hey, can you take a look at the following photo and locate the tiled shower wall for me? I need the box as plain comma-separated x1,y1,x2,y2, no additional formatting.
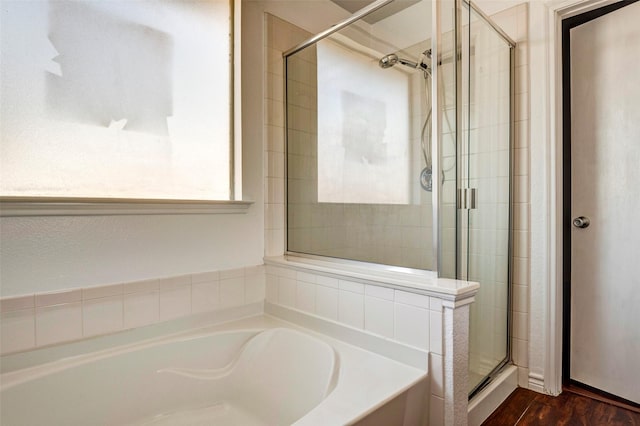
0,266,265,355
491,4,530,388
263,15,303,257
275,14,435,270
492,3,531,387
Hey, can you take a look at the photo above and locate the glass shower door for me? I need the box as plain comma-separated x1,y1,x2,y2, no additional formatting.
458,0,514,395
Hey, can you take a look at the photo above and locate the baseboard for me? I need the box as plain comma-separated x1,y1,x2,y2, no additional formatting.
528,372,545,393
467,365,518,426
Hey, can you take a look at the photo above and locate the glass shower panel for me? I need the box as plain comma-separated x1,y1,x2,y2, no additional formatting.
436,0,459,278
461,3,513,394
286,0,436,270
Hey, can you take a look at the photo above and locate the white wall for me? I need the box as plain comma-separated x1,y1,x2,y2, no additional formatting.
0,211,264,297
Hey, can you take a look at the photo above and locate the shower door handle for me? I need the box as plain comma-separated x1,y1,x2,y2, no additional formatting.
572,216,590,228
457,188,478,210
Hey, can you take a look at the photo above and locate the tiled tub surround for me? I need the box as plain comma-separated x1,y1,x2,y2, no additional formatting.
265,256,479,426
0,266,266,355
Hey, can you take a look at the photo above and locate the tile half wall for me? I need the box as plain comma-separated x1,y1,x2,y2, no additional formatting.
0,266,266,355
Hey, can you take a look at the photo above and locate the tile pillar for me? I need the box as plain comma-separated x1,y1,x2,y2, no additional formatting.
442,295,475,426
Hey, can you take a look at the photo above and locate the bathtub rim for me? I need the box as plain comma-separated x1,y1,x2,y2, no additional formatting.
0,312,429,386
1,313,428,426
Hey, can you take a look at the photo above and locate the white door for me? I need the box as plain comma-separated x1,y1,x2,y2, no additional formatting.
569,1,640,405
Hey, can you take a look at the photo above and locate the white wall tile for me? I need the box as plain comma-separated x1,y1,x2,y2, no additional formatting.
35,289,81,307
514,229,529,257
266,177,285,204
191,271,219,284
265,98,284,126
394,303,429,350
296,271,317,284
82,284,123,300
429,310,443,355
220,277,245,307
266,274,278,303
316,275,339,289
315,286,338,321
83,295,123,337
272,266,296,279
267,151,285,178
516,41,528,67
220,268,245,280
429,395,444,426
36,303,82,346
245,273,266,304
0,295,34,312
296,281,316,313
124,291,159,329
513,203,530,231
159,275,191,291
278,277,297,307
339,280,364,294
1,308,35,353
365,285,394,301
514,175,530,204
266,124,285,153
430,353,444,398
265,229,284,256
430,297,443,312
266,203,285,230
124,279,159,294
518,366,530,388
513,284,528,313
244,265,264,277
159,286,191,321
395,290,430,309
513,311,528,340
364,296,394,338
338,290,364,329
513,256,530,286
192,281,220,313
515,119,529,148
512,337,529,368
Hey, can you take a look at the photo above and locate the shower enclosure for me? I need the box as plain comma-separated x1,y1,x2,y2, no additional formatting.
284,0,514,397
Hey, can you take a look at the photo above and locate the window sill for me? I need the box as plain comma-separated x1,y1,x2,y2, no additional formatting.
0,197,254,217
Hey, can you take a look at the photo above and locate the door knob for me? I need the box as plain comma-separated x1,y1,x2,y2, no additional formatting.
572,216,590,228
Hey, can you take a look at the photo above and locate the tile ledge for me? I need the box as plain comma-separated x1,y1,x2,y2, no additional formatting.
264,256,479,300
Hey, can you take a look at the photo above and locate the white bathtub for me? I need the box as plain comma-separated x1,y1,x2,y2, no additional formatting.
1,316,427,425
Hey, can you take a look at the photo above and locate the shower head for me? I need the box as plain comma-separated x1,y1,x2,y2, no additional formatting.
378,54,399,69
379,52,431,76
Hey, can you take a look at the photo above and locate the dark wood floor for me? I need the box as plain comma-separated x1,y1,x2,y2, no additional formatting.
482,388,640,425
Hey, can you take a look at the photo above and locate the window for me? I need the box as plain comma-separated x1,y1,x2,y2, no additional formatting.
0,0,239,204
316,39,411,204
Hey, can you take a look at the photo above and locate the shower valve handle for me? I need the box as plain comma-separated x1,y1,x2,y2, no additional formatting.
572,216,590,228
